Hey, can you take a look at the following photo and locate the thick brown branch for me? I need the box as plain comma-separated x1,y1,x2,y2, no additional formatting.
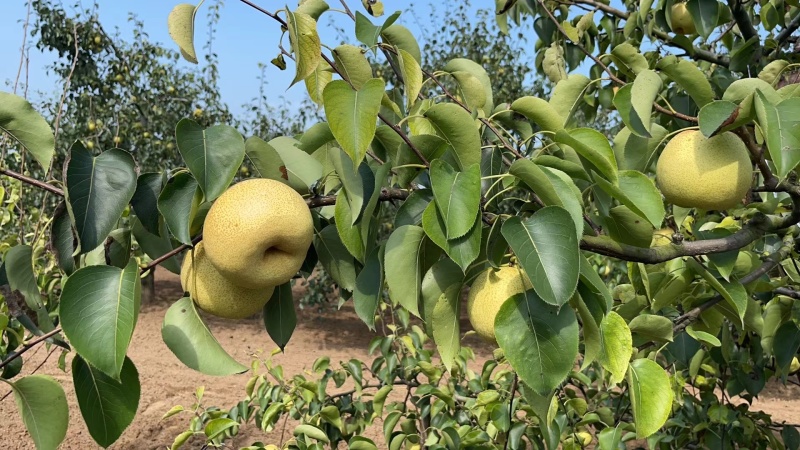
305,187,409,208
771,12,800,57
0,168,64,196
582,194,800,263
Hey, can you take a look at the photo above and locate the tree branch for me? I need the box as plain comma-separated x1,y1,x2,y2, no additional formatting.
581,192,800,263
0,327,63,370
568,0,730,67
672,233,795,335
727,0,761,65
770,11,800,57
736,126,778,189
536,0,698,123
0,168,64,196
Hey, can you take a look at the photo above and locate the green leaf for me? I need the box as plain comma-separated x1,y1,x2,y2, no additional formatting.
430,160,481,239
450,71,487,111
431,283,462,371
394,189,432,227
130,173,164,236
685,326,721,347
629,314,674,343
603,205,655,248
158,171,200,245
204,418,238,439
686,258,746,325
245,136,289,183
294,424,330,443
323,78,385,166
510,96,564,132
61,260,140,379
384,225,426,317
421,259,463,333
397,48,422,109
627,358,673,438
130,217,181,274
594,170,665,228
335,190,366,261
509,160,584,241
355,10,399,47
686,0,719,39
51,203,77,275
0,91,55,171
161,297,248,376
175,119,245,201
65,143,137,253
263,282,297,351
579,254,613,314
72,355,140,448
330,148,373,224
443,58,494,114
612,125,668,172
549,74,592,125
354,245,384,330
554,128,618,184
575,293,601,370
611,43,649,75
315,225,357,291
774,321,800,374
495,290,579,394
501,207,580,307
421,203,480,273
269,136,323,194
286,10,321,86
698,100,739,137
599,311,632,385
296,0,330,19
11,375,69,450
167,3,199,63
4,245,44,311
333,44,373,89
381,25,421,63
755,94,800,179
614,70,663,138
423,103,482,170
305,58,333,105
656,55,715,107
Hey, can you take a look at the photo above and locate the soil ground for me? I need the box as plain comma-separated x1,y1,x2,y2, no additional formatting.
1,268,800,449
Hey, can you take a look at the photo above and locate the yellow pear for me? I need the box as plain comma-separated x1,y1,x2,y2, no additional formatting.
180,242,274,319
203,178,314,289
670,3,696,35
651,228,674,247
467,266,532,345
656,130,752,211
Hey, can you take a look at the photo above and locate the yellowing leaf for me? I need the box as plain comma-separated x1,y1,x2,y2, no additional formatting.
397,48,422,109
287,10,321,86
167,3,200,64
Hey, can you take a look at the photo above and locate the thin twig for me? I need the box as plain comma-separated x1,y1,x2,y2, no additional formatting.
0,168,64,196
0,327,63,370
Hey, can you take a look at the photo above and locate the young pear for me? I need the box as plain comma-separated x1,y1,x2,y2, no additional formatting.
202,178,314,289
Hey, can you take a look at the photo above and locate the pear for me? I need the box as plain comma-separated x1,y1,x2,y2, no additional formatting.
180,243,274,319
467,266,532,345
202,178,313,289
656,130,752,211
670,3,696,35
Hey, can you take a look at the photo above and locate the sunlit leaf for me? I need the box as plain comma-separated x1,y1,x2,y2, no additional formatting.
0,91,55,171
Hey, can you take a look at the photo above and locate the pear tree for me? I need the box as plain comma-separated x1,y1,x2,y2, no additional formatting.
2,0,800,448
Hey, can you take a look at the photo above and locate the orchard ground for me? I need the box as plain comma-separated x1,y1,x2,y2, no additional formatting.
2,268,800,449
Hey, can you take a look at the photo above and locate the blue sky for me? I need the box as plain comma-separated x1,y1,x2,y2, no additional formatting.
0,1,492,115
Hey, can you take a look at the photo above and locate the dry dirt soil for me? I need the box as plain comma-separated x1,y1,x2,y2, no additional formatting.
2,268,800,449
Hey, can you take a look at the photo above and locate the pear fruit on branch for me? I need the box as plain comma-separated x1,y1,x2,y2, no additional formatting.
656,130,752,211
181,242,274,319
467,266,532,345
202,178,314,289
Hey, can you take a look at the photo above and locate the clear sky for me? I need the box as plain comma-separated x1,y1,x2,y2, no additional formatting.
0,1,478,115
